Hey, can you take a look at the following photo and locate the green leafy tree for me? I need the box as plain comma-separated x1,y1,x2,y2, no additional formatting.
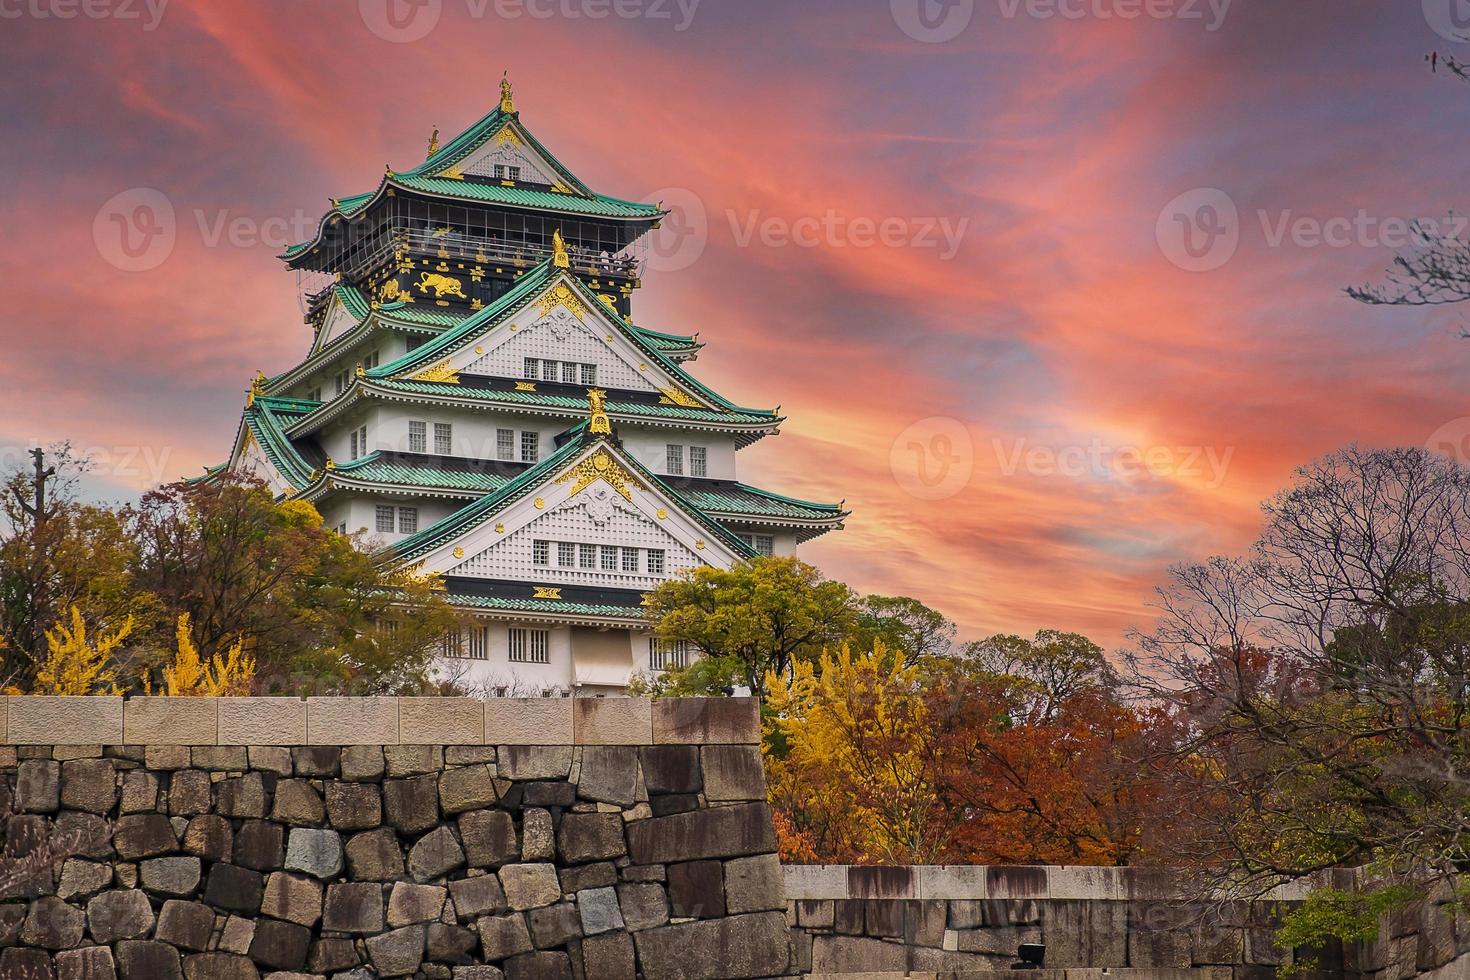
641,556,859,695
850,594,956,665
960,629,1111,721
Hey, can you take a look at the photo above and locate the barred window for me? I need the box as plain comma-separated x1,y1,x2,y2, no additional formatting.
408,421,426,453
690,446,707,477
509,628,550,664
647,549,665,575
464,626,491,660
601,546,617,571
622,547,639,572
533,540,550,565
561,362,578,384
752,534,774,556
558,542,576,567
521,431,540,463
398,507,418,534
375,505,395,533
579,544,597,569
523,357,539,380
497,428,515,461
434,422,453,456
665,445,683,476
541,360,559,382
650,639,692,671
350,424,369,460
581,364,597,386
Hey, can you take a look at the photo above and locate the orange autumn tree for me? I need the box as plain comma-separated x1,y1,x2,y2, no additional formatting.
764,640,954,863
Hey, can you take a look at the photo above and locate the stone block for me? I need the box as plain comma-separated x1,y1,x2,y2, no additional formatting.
60,759,117,814
573,698,651,745
204,863,265,914
428,921,480,964
916,865,986,900
233,819,285,871
325,781,382,830
344,827,404,881
522,781,575,807
408,825,466,882
56,946,116,980
456,968,509,980
140,856,202,897
388,882,447,926
284,828,342,879
809,934,908,974
498,745,573,781
503,950,573,980
521,808,555,861
2,948,56,980
10,697,122,745
1128,928,1195,968
180,953,257,980
669,860,725,918
557,813,627,863
638,746,701,795
217,916,254,955
289,746,339,777
578,886,625,935
633,911,790,980
217,772,268,819
271,780,325,827
401,697,483,743
700,746,764,802
580,930,635,980
449,873,508,919
114,813,177,860
652,698,759,744
217,698,307,746
986,865,1049,899
167,770,212,816
145,745,192,770
625,803,776,864
323,881,385,934
116,940,183,980
1042,899,1127,967
122,697,218,745
795,898,833,928
57,859,113,901
478,911,534,960
190,745,248,771
308,936,359,973
486,699,573,745
247,745,293,776
366,923,426,977
260,872,322,927
17,759,60,812
182,814,232,862
119,770,159,814
248,917,311,972
440,764,499,814
616,882,669,931
384,744,442,777
560,862,617,895
87,888,156,943
723,854,783,913
529,903,583,949
383,776,440,834
156,900,215,951
305,696,399,745
833,899,863,934
500,863,562,910
341,744,385,781
848,866,917,900
1047,865,1125,900
461,809,518,868
905,899,948,948
575,746,640,805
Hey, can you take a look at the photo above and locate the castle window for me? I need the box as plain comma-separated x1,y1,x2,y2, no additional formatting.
408,421,427,453
579,544,596,569
364,350,380,369
622,548,639,573
307,387,321,402
557,542,575,567
509,628,550,664
647,549,665,575
533,540,550,565
601,546,617,571
650,639,692,672
350,424,368,460
523,357,539,380
561,362,577,384
751,534,775,556
581,364,597,386
541,360,559,383
434,423,453,456
397,507,418,534
375,505,395,533
497,428,515,461
464,626,491,660
521,431,539,463
689,446,707,477
665,445,683,476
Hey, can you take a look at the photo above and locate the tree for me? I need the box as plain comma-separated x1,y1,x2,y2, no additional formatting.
642,557,859,695
154,613,256,697
31,606,132,696
850,594,956,665
1130,446,1470,912
959,629,1112,722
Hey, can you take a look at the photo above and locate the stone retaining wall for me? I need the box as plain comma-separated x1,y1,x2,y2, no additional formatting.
0,696,793,980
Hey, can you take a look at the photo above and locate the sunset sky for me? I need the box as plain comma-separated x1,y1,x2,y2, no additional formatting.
3,0,1468,650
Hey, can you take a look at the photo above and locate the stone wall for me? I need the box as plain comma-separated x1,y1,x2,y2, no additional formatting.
783,866,1470,980
0,696,793,980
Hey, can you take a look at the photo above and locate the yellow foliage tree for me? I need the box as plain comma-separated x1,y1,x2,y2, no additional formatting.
156,613,256,697
764,640,949,863
32,606,132,696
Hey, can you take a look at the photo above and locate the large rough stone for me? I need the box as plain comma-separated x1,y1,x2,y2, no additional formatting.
580,930,635,980
119,770,159,814
182,815,232,862
448,873,507,919
500,863,562,910
325,781,381,831
529,903,582,949
344,827,404,881
809,934,908,974
575,747,639,806
57,859,113,901
204,863,265,914
384,745,441,777
270,780,325,827
246,746,293,777
60,759,118,814
668,861,724,919
113,813,177,860
366,924,426,977
699,746,765,802
617,882,669,931
409,826,466,882
341,745,385,782
166,771,212,816
116,940,183,980
289,746,339,778
2,947,56,980
284,828,342,880
383,776,440,834
633,912,791,980
218,916,255,955
521,782,574,808
388,882,447,926
191,746,248,772
233,820,285,872
87,888,156,943
477,911,534,960
140,856,202,897
559,863,617,895
247,918,311,972
440,765,499,815
521,809,554,861
556,813,626,864
498,746,572,781
578,887,625,936
503,950,573,980
54,811,114,861
454,968,507,980
56,946,116,980
23,895,85,949
181,952,260,980
260,872,322,927
625,804,776,864
1042,899,1127,967
0,904,22,946
17,759,60,812
156,900,215,952
216,773,267,819
722,854,783,914
322,882,385,934
460,810,517,868
307,936,359,973
638,747,701,796
427,921,480,964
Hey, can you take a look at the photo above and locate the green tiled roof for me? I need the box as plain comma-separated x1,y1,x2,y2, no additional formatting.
376,302,470,327
678,482,845,521
242,396,320,487
392,176,662,218
444,594,645,619
371,380,778,427
333,453,512,494
334,283,372,321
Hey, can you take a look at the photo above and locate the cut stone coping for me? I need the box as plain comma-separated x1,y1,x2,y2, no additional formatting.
0,696,759,746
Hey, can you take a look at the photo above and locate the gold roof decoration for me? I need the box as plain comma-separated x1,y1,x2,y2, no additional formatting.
532,586,562,600
246,371,266,408
324,456,337,470
588,388,612,435
535,282,586,321
552,228,570,269
427,127,440,159
500,71,514,113
555,447,647,503
411,360,462,385
658,386,702,408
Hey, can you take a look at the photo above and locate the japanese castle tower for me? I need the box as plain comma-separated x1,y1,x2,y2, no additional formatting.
220,79,847,693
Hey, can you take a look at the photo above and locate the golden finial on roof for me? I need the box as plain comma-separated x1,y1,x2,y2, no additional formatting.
500,72,514,113
588,388,611,435
552,228,570,269
324,456,337,471
356,365,365,378
247,371,266,408
427,127,440,158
